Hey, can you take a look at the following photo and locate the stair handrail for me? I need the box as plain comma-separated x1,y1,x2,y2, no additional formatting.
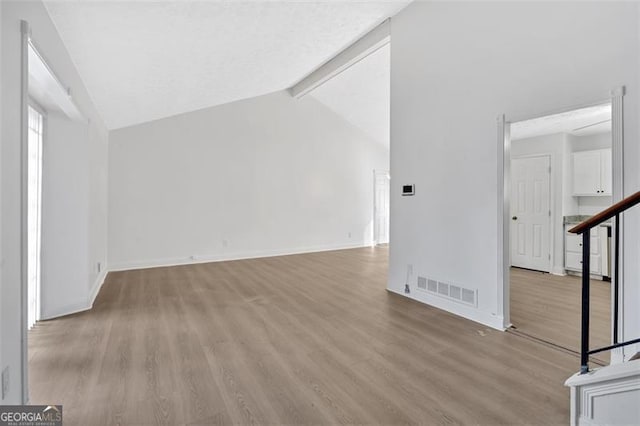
569,191,640,234
569,190,640,373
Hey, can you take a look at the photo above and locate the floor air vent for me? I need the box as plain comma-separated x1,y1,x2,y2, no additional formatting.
417,275,477,307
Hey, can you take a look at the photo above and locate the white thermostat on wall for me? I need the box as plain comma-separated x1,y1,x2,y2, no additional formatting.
402,184,415,196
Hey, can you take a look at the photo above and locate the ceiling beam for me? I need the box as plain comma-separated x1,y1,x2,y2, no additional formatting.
28,40,85,121
289,19,390,99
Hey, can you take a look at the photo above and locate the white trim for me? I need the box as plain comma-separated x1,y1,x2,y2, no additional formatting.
373,169,390,246
372,170,376,246
505,98,613,126
20,19,30,405
609,86,625,363
87,269,108,308
108,242,372,272
27,40,84,121
387,287,506,331
40,301,92,321
26,105,44,330
497,114,510,328
565,360,640,425
565,359,640,387
44,245,373,318
37,269,107,321
289,19,390,98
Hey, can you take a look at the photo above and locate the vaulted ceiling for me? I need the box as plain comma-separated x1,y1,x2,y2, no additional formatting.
43,1,409,130
310,44,390,150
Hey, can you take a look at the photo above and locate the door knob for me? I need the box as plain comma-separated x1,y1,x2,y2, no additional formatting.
512,216,518,221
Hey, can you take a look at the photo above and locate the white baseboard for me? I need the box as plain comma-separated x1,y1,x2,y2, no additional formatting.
88,268,108,307
40,268,108,320
41,244,374,320
108,241,373,272
387,287,506,331
40,300,91,320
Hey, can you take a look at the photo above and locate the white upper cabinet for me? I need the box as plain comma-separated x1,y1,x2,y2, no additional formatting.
572,148,612,196
600,148,612,195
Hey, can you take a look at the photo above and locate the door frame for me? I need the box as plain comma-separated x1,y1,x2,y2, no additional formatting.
510,153,553,274
27,100,46,329
373,169,390,245
20,19,31,404
497,87,625,351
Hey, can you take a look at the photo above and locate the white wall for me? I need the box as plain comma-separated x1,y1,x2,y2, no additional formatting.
108,90,388,270
571,132,611,153
511,133,568,275
39,113,91,318
389,1,639,339
1,0,108,403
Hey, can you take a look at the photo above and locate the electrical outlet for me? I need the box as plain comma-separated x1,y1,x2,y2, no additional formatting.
2,366,9,400
348,232,352,238
97,262,102,273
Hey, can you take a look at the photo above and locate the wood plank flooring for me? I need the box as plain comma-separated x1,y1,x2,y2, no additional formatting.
510,267,611,363
29,247,577,425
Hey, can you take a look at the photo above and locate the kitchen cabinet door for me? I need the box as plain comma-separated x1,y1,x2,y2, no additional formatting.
600,148,612,195
573,150,601,195
564,225,603,276
565,252,601,274
566,234,599,254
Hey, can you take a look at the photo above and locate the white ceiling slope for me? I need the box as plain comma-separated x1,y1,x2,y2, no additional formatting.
43,1,410,130
310,43,389,150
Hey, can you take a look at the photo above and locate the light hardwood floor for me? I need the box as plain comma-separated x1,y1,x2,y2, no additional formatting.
510,267,611,364
30,247,577,425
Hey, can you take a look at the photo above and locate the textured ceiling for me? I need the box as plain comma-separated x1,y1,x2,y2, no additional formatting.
310,43,389,150
43,0,409,130
511,103,611,140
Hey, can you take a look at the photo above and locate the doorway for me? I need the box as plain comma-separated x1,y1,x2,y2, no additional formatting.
373,170,390,245
20,20,89,404
27,104,44,330
500,96,621,363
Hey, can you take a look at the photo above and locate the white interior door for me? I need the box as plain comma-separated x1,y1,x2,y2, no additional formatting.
374,171,390,245
511,156,551,272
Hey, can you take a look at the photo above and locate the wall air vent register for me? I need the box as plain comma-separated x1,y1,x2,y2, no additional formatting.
416,275,477,307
